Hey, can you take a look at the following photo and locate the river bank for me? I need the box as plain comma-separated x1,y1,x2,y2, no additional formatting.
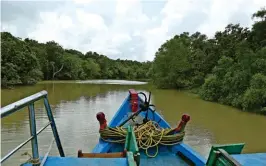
187,87,266,116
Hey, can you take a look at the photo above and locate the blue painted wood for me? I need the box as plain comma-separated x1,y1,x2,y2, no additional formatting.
138,96,206,166
22,157,128,166
92,92,207,166
92,95,131,153
232,153,266,166
140,150,189,166
92,139,113,153
138,107,170,128
109,95,131,127
171,144,206,166
19,90,266,166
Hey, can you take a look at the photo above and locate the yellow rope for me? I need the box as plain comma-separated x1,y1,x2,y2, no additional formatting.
99,121,185,157
21,152,41,165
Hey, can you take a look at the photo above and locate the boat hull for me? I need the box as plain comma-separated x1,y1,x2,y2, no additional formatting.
92,92,206,166
13,89,266,166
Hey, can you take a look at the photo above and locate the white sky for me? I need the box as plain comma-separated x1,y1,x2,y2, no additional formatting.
1,0,266,61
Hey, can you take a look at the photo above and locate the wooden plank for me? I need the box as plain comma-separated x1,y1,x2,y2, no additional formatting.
22,156,128,166
78,150,125,158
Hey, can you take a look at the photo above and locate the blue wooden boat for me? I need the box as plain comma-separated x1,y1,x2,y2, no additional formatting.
1,89,266,166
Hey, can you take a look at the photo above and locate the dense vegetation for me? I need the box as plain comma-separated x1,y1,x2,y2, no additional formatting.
151,8,266,114
1,8,265,114
1,32,151,87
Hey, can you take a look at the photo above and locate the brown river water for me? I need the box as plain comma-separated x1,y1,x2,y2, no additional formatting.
1,80,266,166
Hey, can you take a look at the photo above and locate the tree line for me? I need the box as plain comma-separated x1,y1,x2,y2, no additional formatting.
1,32,152,87
151,8,266,114
1,8,265,114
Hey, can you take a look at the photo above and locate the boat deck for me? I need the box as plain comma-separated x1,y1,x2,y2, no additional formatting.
17,92,266,166
140,150,189,166
232,153,266,166
22,153,266,166
22,153,189,166
23,156,128,166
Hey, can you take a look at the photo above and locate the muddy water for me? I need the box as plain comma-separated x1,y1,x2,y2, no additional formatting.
1,80,266,165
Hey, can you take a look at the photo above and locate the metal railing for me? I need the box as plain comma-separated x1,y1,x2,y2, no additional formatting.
1,90,65,165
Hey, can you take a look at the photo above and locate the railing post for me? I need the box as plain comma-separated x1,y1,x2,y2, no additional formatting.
28,103,40,166
43,96,65,157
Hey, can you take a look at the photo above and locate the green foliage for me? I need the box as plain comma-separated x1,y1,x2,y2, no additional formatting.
57,53,83,80
2,8,265,114
152,8,266,114
81,58,101,79
242,74,266,112
1,32,151,87
152,38,192,88
1,32,43,87
199,75,221,101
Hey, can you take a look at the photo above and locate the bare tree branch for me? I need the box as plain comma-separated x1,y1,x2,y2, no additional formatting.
53,64,64,79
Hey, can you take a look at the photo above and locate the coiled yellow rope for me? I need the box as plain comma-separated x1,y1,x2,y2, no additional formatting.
99,121,185,157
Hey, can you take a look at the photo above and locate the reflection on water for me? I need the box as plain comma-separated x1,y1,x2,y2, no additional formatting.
1,81,266,165
76,79,147,85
